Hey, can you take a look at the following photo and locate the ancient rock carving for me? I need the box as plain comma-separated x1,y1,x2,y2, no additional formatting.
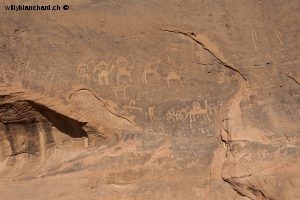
77,57,97,82
195,50,204,61
171,43,179,52
165,108,176,122
186,101,211,128
147,105,157,122
20,30,28,47
165,107,188,122
165,42,178,53
116,56,136,85
28,70,37,81
266,52,272,60
276,30,284,46
9,33,17,47
251,29,259,50
112,84,129,99
166,63,185,88
93,56,115,85
216,72,226,85
233,54,238,61
124,100,143,112
207,102,219,114
200,127,209,134
176,108,188,121
142,59,162,85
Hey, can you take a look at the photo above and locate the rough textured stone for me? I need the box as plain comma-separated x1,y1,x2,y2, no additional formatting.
0,0,299,199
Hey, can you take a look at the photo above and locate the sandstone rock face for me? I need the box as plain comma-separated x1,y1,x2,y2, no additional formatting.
0,1,299,199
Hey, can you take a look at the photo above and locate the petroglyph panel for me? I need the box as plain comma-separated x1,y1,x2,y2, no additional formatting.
1,2,299,199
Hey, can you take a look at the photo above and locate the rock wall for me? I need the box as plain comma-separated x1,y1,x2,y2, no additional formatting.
0,0,299,199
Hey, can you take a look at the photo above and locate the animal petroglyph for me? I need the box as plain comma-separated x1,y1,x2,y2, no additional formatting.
112,84,129,99
124,100,143,112
207,103,219,114
164,107,188,123
142,60,162,85
186,101,211,128
93,56,115,85
166,63,185,88
207,101,223,114
251,29,259,50
116,57,136,85
276,30,284,46
165,108,176,122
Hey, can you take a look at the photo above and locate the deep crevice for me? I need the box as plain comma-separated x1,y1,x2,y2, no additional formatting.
26,100,88,138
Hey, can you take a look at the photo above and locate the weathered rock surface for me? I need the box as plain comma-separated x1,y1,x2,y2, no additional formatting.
0,0,299,199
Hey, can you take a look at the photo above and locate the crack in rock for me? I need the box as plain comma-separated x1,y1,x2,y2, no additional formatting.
281,72,300,86
9,151,36,156
159,28,247,81
68,88,139,127
223,177,274,200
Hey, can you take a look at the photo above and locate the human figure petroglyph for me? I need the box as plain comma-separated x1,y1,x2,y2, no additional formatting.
166,63,185,88
251,29,259,50
148,105,157,122
9,33,17,47
186,101,211,128
116,57,136,85
93,56,115,85
112,84,129,99
99,64,114,85
266,52,272,60
170,43,179,52
165,42,178,53
216,72,226,85
233,54,238,61
276,30,284,46
79,67,89,82
195,50,204,61
20,30,28,47
28,70,37,81
142,59,162,85
77,57,97,82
